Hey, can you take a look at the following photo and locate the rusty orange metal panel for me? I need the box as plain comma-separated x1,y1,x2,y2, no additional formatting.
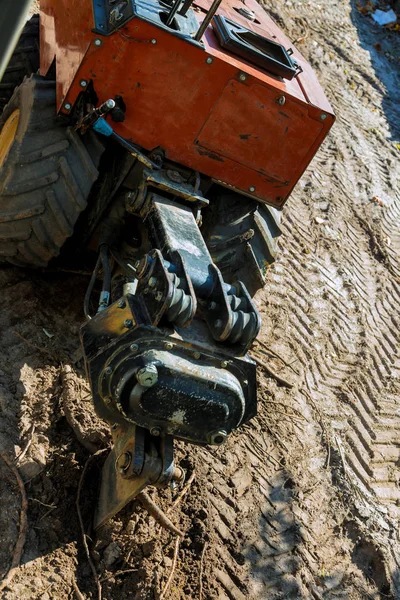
39,0,334,208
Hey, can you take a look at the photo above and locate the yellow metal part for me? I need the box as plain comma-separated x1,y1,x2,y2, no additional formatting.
0,109,19,169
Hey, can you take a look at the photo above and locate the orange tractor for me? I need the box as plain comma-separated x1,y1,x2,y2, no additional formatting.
0,0,333,526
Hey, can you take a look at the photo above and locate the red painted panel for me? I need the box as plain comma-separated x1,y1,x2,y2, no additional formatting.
39,0,334,208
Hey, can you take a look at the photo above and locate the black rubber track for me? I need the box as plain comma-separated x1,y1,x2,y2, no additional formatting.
0,74,102,267
0,15,40,114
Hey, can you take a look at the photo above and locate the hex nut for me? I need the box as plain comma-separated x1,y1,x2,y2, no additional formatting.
130,343,139,352
64,103,72,111
117,300,126,309
221,361,228,368
209,430,227,445
124,319,133,328
105,366,113,375
150,427,161,436
94,38,102,46
206,56,213,64
277,95,286,106
80,79,88,87
165,342,173,350
239,72,247,82
193,352,201,360
249,186,256,192
320,113,327,121
137,365,158,387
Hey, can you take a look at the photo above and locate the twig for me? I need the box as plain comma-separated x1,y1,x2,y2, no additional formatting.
15,425,35,465
167,471,195,514
72,579,86,600
160,536,180,600
76,449,108,600
0,453,28,591
300,387,331,468
254,339,300,374
138,491,183,537
14,331,54,359
250,353,294,388
199,541,207,600
100,568,138,583
61,365,99,454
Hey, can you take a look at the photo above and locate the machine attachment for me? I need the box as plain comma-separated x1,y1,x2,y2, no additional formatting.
81,183,259,526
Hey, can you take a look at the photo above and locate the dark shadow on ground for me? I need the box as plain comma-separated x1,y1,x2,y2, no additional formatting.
350,0,400,141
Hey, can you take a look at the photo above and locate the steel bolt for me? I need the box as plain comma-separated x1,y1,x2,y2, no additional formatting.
206,57,213,64
117,300,126,309
124,318,133,328
150,427,161,436
320,113,327,121
221,361,228,368
148,277,157,287
165,342,173,350
249,186,256,192
64,103,72,111
151,38,157,44
80,80,88,88
117,452,132,471
137,364,158,387
94,38,102,46
105,366,113,375
155,292,163,301
277,95,286,106
193,351,201,359
215,319,222,328
238,72,247,82
130,343,139,352
243,379,248,385
208,301,217,310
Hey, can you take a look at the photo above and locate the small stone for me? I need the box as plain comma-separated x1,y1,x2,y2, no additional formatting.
142,540,156,557
103,542,122,568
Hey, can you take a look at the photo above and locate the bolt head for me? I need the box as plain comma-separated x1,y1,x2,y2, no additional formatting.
193,351,201,360
124,319,133,328
80,80,88,88
221,361,228,368
277,95,286,106
239,72,247,82
117,300,126,309
130,343,139,353
150,427,161,436
165,342,173,350
320,113,327,121
151,38,157,44
148,277,157,288
94,38,102,46
249,186,256,193
208,301,217,311
105,366,113,375
155,292,163,301
137,365,158,387
206,56,213,64
64,103,72,111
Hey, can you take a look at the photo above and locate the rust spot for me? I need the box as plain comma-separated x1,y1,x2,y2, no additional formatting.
195,146,224,162
239,134,251,140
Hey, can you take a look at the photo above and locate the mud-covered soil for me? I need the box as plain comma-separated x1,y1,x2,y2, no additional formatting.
1,1,400,599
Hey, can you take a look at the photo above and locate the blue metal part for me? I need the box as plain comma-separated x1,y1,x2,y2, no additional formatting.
93,117,114,137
